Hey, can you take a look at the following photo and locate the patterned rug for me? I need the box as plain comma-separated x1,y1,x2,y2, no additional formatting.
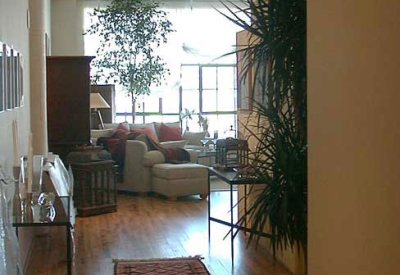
113,256,211,275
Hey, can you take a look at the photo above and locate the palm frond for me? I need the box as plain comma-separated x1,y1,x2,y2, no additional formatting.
221,0,307,271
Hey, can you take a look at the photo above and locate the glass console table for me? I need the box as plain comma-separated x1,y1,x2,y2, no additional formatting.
12,172,74,275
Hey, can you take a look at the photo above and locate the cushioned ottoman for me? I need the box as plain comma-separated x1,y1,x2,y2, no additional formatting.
151,163,208,201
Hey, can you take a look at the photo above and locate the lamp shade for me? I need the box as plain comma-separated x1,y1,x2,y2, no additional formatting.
90,93,110,109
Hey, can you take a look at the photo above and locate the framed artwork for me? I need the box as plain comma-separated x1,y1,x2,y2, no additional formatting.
10,48,17,109
0,44,24,110
6,45,12,110
18,52,23,107
0,42,4,112
12,48,19,108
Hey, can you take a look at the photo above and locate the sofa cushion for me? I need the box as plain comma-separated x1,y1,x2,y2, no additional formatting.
131,122,160,143
182,131,207,146
152,163,207,180
103,123,119,130
159,140,188,149
131,126,158,143
158,123,182,142
143,151,166,167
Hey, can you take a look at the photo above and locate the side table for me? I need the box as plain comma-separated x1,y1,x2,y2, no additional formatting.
67,146,117,217
70,160,117,216
207,167,271,266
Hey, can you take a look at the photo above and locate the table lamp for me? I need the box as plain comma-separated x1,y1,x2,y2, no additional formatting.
90,93,110,129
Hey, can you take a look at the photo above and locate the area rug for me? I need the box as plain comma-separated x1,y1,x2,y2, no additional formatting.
113,256,211,275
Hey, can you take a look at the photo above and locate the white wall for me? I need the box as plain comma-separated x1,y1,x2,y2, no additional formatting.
0,0,32,270
0,0,30,178
308,0,400,274
51,0,84,55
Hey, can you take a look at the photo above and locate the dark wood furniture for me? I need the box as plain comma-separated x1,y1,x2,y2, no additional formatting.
66,146,117,217
90,84,116,128
70,160,117,217
46,56,95,161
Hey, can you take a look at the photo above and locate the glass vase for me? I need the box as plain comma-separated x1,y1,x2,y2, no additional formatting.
31,155,44,204
12,176,21,217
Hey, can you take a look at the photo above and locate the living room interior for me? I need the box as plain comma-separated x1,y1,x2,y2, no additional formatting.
1,0,400,275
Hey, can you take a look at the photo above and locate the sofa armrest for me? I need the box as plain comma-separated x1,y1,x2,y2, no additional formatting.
185,149,198,163
125,140,197,168
143,151,166,167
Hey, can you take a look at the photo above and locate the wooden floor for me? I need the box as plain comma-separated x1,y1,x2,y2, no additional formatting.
26,191,291,275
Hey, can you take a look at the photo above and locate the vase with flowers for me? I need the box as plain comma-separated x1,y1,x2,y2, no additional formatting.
198,114,210,137
180,108,195,131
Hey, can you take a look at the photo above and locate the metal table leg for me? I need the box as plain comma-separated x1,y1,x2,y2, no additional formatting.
67,225,71,275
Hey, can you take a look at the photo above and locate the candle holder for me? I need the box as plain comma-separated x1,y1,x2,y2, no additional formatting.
19,156,27,201
12,166,20,180
23,192,33,222
12,166,22,217
31,155,44,204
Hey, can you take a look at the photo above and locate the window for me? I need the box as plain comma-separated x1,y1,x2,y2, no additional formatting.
180,64,237,136
83,3,246,134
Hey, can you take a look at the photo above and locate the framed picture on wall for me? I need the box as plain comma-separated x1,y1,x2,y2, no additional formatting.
6,45,12,110
18,52,23,107
12,48,19,108
0,42,4,112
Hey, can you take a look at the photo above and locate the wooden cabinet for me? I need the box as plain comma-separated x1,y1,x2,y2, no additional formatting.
70,160,117,217
90,84,116,128
46,56,95,161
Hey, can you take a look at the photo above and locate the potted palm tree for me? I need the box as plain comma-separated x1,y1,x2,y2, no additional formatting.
85,0,174,123
220,0,307,273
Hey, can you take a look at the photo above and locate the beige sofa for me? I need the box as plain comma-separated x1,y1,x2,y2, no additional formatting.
91,122,209,198
91,122,207,151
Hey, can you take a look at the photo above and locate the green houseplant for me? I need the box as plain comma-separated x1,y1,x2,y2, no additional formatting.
220,0,307,272
85,0,174,123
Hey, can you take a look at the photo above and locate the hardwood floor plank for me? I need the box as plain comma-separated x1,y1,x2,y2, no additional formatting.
26,192,291,275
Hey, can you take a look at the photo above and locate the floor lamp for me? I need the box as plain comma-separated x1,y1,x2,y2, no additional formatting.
90,93,110,129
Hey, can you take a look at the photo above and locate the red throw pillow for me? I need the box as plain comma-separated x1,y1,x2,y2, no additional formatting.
116,122,129,132
159,123,182,142
131,127,158,143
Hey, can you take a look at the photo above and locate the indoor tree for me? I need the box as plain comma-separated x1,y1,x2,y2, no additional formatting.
85,0,174,123
220,0,307,272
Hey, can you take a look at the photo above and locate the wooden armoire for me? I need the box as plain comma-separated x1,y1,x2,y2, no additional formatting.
46,56,95,161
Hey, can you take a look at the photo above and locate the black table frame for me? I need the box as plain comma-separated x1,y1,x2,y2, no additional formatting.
13,175,73,275
207,167,270,266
